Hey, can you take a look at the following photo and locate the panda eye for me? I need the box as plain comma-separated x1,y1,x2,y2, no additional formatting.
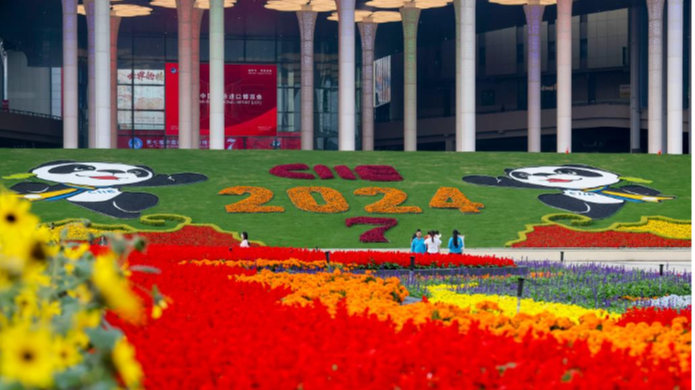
127,169,149,178
555,169,577,175
512,172,530,180
48,164,96,174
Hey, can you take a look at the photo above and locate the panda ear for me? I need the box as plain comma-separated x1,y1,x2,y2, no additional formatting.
30,160,76,171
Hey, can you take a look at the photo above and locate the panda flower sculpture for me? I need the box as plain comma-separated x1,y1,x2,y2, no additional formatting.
463,164,675,220
6,161,207,219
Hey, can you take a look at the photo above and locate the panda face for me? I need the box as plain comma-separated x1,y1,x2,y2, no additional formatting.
32,162,154,187
507,166,619,189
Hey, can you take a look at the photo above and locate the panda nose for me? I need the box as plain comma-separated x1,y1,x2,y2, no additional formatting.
98,169,125,174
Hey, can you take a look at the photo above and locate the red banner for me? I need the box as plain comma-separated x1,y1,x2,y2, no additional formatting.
165,63,277,137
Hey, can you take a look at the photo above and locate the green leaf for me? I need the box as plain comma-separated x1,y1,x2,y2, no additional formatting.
85,328,123,350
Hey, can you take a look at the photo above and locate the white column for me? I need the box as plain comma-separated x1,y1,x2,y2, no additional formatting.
688,1,693,154
110,16,121,149
94,0,111,149
646,0,665,154
62,0,79,148
556,0,572,153
401,5,420,151
358,21,377,151
523,3,545,153
630,6,641,152
336,0,356,151
177,0,195,149
85,0,96,148
667,0,683,154
209,0,225,150
192,8,204,150
297,9,317,151
455,0,476,152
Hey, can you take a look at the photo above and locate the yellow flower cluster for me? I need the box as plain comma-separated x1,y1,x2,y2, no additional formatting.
0,193,146,389
183,259,357,271
47,223,127,242
427,286,618,322
617,219,692,239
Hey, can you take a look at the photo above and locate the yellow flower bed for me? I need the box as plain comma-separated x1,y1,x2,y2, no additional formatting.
616,219,691,239
427,285,619,322
48,224,127,242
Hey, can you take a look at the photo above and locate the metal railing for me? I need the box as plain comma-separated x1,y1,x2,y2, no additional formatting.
0,107,62,121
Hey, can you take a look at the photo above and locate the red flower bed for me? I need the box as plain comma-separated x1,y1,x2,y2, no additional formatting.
355,165,403,182
513,225,692,248
313,165,335,180
107,256,690,390
617,306,692,328
125,226,255,247
92,245,514,269
269,164,315,180
334,165,357,180
345,217,398,243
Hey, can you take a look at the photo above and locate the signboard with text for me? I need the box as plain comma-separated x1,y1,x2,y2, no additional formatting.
165,63,277,138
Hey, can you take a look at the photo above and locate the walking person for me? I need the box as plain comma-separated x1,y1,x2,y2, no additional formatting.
411,230,426,254
425,230,442,254
448,230,464,254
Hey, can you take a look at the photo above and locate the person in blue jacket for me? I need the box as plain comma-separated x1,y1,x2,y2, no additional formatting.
448,230,464,254
411,230,426,254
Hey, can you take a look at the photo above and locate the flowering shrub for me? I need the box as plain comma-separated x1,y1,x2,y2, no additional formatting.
429,187,485,213
313,165,334,180
354,187,422,214
345,217,398,243
512,225,691,248
354,165,403,182
0,194,160,390
334,165,357,180
219,186,285,213
48,223,128,242
287,187,350,213
269,163,314,180
108,256,690,389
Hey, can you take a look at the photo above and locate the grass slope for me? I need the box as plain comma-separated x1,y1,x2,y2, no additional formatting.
0,150,690,248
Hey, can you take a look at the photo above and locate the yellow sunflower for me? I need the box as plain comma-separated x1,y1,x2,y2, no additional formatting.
53,336,82,371
92,254,142,322
0,194,39,238
0,325,55,388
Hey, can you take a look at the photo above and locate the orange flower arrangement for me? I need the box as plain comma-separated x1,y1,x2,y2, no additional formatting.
218,186,285,213
354,187,422,214
429,187,484,213
287,187,350,214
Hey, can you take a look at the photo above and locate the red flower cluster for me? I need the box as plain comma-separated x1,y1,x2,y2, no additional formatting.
313,165,335,180
108,257,690,390
354,165,403,182
125,226,246,247
617,306,692,328
330,250,515,269
334,165,357,180
269,164,315,180
513,225,692,248
99,244,515,269
345,217,398,243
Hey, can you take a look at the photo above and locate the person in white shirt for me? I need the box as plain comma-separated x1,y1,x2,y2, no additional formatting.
424,230,442,254
240,232,250,248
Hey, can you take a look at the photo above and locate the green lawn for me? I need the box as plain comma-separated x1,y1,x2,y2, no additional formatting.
0,150,690,248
